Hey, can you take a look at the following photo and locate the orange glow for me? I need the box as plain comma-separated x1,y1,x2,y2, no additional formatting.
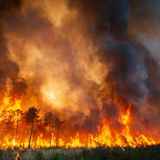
0,0,159,151
120,103,131,125
0,97,159,149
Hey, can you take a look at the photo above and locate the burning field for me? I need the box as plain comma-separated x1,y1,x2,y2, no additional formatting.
0,0,160,151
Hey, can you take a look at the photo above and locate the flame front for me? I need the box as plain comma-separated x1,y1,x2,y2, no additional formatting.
0,96,158,149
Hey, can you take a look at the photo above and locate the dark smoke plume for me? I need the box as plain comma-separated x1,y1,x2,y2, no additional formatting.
69,0,147,105
68,0,160,131
0,0,26,96
69,0,131,35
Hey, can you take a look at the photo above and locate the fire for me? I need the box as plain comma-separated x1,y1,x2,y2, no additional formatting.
1,96,20,110
120,104,131,125
0,97,159,149
0,0,160,150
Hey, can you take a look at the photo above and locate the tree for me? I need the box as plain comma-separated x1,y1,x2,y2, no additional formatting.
15,109,22,141
54,116,64,147
44,112,64,147
25,106,39,148
44,112,55,147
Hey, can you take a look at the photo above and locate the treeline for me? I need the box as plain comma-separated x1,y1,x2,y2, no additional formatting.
0,106,64,148
25,107,64,148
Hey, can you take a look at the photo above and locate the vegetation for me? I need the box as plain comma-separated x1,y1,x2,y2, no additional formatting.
53,116,65,147
25,107,39,148
44,112,55,147
44,112,64,147
0,103,66,149
0,145,160,160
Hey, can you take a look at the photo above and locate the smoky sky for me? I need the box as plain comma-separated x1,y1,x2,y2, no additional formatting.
68,0,160,106
0,0,160,135
66,0,160,133
69,0,131,36
0,0,27,95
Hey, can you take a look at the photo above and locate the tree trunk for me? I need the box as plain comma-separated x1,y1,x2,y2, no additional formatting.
0,121,2,141
28,122,34,148
49,126,52,147
55,126,59,147
16,113,18,141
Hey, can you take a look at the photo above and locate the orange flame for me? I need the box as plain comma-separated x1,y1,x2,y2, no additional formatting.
0,97,159,149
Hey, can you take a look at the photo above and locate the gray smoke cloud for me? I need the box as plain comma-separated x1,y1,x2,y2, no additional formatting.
67,0,160,132
0,0,27,96
69,0,149,105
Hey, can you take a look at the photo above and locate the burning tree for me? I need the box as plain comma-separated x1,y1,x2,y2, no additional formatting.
25,107,39,148
54,116,65,147
44,112,55,147
14,109,22,141
0,97,158,149
44,112,64,147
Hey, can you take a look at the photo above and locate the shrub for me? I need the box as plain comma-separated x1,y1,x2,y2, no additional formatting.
34,151,44,160
0,150,3,160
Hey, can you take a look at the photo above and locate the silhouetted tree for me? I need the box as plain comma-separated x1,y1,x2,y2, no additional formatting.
44,112,55,147
54,116,64,147
15,109,22,141
25,106,39,148
4,111,14,136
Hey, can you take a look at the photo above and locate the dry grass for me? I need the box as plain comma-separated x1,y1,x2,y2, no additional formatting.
0,145,160,160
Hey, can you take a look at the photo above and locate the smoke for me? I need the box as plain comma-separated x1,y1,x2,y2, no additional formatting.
67,0,160,133
129,0,160,34
0,0,160,136
0,0,27,96
69,0,149,105
69,0,131,36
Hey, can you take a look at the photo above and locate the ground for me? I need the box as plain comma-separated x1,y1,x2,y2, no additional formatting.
0,145,160,160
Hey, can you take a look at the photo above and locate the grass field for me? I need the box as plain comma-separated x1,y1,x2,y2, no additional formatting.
0,145,160,160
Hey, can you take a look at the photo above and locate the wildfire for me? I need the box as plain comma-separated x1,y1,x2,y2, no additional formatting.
120,104,131,125
0,0,159,153
0,96,158,149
